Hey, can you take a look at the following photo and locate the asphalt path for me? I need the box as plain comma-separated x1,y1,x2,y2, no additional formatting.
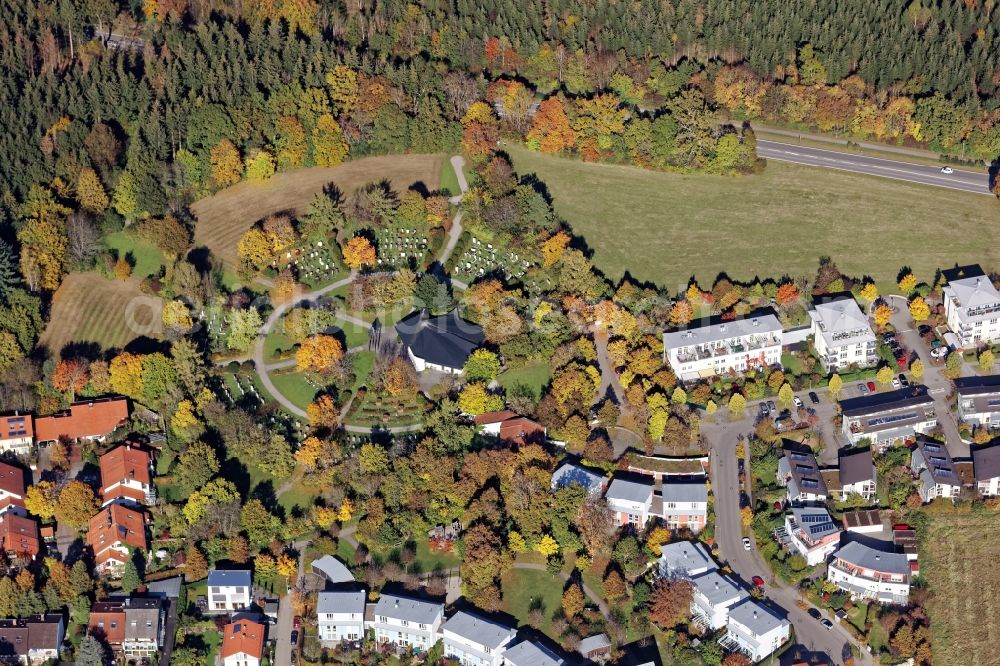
756,139,990,195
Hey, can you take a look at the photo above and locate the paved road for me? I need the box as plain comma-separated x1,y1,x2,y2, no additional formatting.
703,417,872,666
757,139,990,195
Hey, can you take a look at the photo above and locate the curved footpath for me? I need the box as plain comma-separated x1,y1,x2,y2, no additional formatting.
253,155,468,431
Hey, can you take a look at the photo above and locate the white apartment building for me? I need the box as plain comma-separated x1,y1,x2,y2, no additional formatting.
604,477,654,529
783,507,842,566
809,296,877,371
441,611,517,666
942,267,1000,348
827,541,910,604
663,311,783,381
503,640,565,666
0,414,32,456
954,376,1000,429
973,443,1000,497
658,540,717,579
839,386,937,448
371,594,444,653
689,571,747,630
661,481,708,533
910,438,962,503
317,590,366,644
720,600,791,662
206,570,252,613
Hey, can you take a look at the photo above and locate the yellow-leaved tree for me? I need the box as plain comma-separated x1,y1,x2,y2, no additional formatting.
342,236,376,269
296,335,344,373
210,139,242,187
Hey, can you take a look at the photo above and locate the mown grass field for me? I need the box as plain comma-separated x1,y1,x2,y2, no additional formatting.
508,146,1000,291
38,273,163,354
920,511,1000,665
501,567,567,639
104,230,166,278
192,154,443,266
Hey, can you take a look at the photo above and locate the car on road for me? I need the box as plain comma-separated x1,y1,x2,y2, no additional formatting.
821,618,834,630
759,402,770,417
867,381,877,392
808,608,822,620
918,324,932,336
899,374,909,387
291,651,298,665
743,537,752,550
892,378,901,389
860,383,869,394
766,400,776,414
752,575,765,588
931,346,949,358
793,396,803,408
293,616,301,630
290,630,299,645
941,166,954,174
808,391,820,404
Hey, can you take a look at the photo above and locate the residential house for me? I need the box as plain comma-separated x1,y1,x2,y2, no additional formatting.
689,571,747,630
809,296,878,371
370,593,444,653
604,476,654,528
783,507,842,566
311,555,355,586
836,448,877,501
576,634,611,662
474,411,546,445
33,398,129,444
910,437,962,502
0,615,64,665
99,444,155,506
0,413,32,456
206,570,252,613
841,509,884,534
441,610,517,666
941,265,1000,348
221,619,265,666
662,310,783,381
0,462,26,515
87,504,147,574
660,480,708,533
657,540,716,579
776,445,828,504
839,386,936,448
317,590,366,644
88,600,126,653
0,513,41,561
395,310,485,374
972,443,1000,497
720,600,791,662
123,598,164,660
550,462,607,497
503,640,565,666
954,375,1000,429
827,541,910,604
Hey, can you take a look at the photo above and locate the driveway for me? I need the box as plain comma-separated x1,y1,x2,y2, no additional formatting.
702,417,873,665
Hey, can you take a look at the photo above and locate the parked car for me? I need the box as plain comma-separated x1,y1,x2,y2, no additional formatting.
293,616,301,630
752,575,765,588
860,383,869,394
941,166,954,174
931,346,949,358
867,381,877,392
892,378,901,389
291,651,298,665
899,374,909,387
808,391,820,404
743,537,752,551
766,400,776,413
821,619,834,630
918,324,932,336
893,523,913,531
793,396,803,408
290,630,299,645
882,332,896,343
759,402,770,417
808,608,822,620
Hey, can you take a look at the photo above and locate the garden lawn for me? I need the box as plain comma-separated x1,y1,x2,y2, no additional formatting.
264,327,297,360
202,629,221,666
439,154,464,197
781,352,804,376
501,567,567,639
104,230,166,278
497,361,552,399
277,476,321,514
508,146,1000,292
919,510,1000,665
269,371,320,411
351,351,376,389
413,539,461,573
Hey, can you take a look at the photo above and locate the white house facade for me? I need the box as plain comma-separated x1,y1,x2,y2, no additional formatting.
206,570,252,613
721,600,791,662
663,311,783,381
604,477,654,528
370,594,444,653
441,611,516,666
689,571,747,630
317,591,366,644
942,269,1000,348
809,296,877,371
827,541,910,604
954,376,1000,429
783,507,842,566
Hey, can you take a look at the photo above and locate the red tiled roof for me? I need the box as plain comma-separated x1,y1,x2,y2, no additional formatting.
88,601,126,645
34,399,129,443
0,462,26,509
87,504,147,566
473,410,518,425
0,413,32,441
221,620,265,660
0,513,40,558
99,445,152,498
498,417,545,445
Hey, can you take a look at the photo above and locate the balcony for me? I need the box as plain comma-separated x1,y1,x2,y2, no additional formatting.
675,336,781,363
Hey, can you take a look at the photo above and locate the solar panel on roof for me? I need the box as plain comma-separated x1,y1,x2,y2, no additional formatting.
801,479,819,488
808,524,833,535
867,411,919,427
989,399,1000,407
801,513,826,523
795,464,815,472
790,453,809,460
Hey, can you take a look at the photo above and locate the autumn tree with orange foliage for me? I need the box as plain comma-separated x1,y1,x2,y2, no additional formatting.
775,282,800,305
342,236,376,269
541,231,571,267
461,101,500,161
307,395,339,430
296,335,344,373
52,359,89,400
648,579,693,629
527,97,577,153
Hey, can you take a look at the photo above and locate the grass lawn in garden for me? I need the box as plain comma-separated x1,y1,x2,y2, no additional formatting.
277,477,321,514
201,629,221,666
37,272,163,354
336,537,357,564
193,154,442,267
337,320,371,348
508,145,1000,292
264,327,297,360
351,351,376,389
269,371,321,411
439,154,464,197
501,567,567,639
104,230,166,278
920,511,1000,665
497,361,552,399
413,539,461,573
845,602,868,634
781,352,804,376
